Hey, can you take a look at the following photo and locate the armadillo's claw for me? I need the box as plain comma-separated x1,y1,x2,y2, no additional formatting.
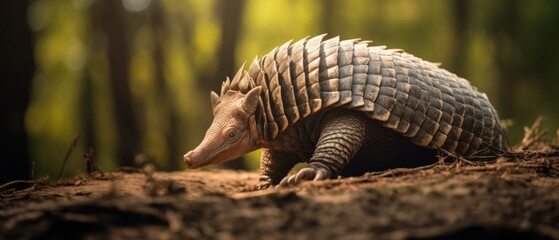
277,177,289,188
277,166,331,187
246,183,273,191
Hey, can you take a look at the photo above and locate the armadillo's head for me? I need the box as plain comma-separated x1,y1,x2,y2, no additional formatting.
183,86,262,168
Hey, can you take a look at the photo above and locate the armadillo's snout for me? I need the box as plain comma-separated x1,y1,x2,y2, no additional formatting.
183,151,197,168
184,143,217,169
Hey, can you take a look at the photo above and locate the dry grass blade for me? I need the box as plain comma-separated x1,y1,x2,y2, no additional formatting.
502,116,559,161
515,116,546,151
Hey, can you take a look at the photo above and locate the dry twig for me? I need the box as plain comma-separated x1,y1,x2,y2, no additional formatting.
57,134,80,181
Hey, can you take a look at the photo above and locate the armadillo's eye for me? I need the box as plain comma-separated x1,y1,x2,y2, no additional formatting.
228,130,237,139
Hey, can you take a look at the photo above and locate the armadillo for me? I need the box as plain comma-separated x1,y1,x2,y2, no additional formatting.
183,35,508,187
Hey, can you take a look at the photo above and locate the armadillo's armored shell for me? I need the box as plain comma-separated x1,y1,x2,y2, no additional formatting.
222,35,508,159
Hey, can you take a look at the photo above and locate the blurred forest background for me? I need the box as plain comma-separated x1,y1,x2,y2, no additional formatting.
2,0,558,183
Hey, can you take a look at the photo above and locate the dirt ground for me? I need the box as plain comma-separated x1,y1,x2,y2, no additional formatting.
1,155,558,239
2,124,559,239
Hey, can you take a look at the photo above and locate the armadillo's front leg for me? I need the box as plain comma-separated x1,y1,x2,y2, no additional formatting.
256,148,300,189
279,111,367,186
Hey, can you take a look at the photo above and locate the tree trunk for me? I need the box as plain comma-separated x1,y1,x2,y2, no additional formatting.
213,0,246,96
150,1,181,170
0,1,34,184
81,65,95,162
321,0,335,34
95,0,141,166
451,0,469,76
488,0,519,117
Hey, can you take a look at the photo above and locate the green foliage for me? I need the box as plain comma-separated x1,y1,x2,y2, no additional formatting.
26,0,559,178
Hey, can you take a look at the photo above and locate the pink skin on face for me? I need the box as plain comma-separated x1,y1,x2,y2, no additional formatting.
183,87,262,169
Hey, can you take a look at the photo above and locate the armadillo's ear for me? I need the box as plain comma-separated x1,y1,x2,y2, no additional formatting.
242,86,262,114
210,91,220,110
